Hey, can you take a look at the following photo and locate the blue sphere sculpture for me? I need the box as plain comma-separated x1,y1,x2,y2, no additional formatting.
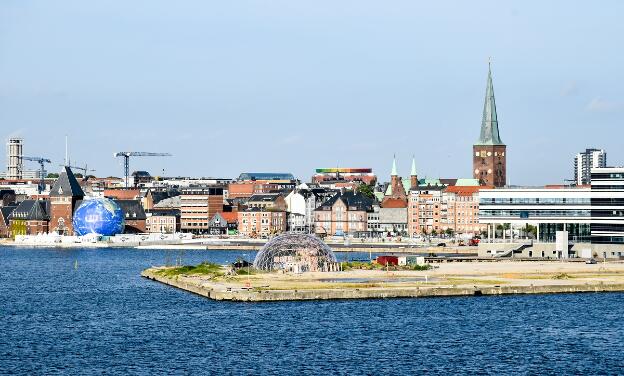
73,198,125,236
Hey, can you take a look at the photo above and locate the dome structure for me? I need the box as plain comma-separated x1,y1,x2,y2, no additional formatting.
253,233,338,272
73,198,125,236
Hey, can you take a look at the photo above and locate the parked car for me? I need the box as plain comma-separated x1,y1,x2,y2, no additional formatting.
586,258,598,264
437,242,446,247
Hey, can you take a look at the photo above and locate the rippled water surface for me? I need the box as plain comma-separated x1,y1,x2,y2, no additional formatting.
1,247,623,375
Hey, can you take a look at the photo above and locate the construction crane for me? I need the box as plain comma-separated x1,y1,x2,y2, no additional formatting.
20,156,52,193
59,163,96,178
113,152,172,188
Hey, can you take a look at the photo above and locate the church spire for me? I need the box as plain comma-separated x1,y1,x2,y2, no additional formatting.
476,61,504,146
391,155,398,176
410,155,418,190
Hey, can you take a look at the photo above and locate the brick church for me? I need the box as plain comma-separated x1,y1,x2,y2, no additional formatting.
473,63,507,188
49,166,85,235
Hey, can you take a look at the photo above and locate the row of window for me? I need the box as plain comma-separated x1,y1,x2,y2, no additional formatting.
480,198,591,205
479,210,591,217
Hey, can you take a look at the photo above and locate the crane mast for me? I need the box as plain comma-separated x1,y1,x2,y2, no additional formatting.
113,152,171,188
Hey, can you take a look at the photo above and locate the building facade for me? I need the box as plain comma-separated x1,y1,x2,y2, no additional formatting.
48,167,85,235
473,64,506,187
237,209,286,237
314,192,373,236
407,185,444,236
575,148,606,185
477,167,624,254
180,186,224,233
442,185,486,235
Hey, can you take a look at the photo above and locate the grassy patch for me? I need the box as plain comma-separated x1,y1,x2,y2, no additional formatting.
341,261,432,271
155,262,223,278
552,273,573,280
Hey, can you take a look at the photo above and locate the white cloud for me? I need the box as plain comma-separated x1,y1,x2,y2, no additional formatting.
586,97,624,112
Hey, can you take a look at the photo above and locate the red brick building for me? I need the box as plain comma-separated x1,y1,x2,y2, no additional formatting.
48,167,85,235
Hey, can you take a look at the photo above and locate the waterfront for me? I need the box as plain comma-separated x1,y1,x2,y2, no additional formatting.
2,247,624,374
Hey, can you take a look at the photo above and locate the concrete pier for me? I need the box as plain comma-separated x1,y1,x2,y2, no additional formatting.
141,263,624,302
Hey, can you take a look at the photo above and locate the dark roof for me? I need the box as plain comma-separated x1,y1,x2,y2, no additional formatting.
316,191,374,212
439,178,458,186
0,189,16,197
9,200,49,221
114,199,147,220
248,193,282,202
132,170,151,177
414,184,446,192
1,205,17,225
50,167,85,197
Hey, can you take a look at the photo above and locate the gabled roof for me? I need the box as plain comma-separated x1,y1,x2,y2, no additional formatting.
153,195,181,209
50,166,85,197
1,205,17,225
316,191,374,212
220,211,238,223
9,200,49,221
476,63,504,146
209,212,227,227
114,199,147,220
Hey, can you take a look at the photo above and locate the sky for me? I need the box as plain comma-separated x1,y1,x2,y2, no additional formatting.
1,1,623,184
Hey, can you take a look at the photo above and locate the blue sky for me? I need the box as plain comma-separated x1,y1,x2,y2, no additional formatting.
1,1,623,184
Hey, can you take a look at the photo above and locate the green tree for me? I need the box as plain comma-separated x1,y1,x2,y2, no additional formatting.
357,183,375,199
46,173,59,179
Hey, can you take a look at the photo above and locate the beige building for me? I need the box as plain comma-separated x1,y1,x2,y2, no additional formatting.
146,212,179,233
180,186,224,234
408,185,444,236
237,208,286,237
314,191,373,236
442,185,487,235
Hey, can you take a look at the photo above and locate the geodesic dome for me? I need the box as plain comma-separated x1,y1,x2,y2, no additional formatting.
253,233,338,272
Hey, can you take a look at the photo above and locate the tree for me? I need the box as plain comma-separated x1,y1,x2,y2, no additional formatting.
445,228,455,237
357,183,375,199
46,173,59,179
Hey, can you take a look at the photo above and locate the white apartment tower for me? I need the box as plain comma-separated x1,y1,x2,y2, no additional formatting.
6,138,23,180
574,148,606,185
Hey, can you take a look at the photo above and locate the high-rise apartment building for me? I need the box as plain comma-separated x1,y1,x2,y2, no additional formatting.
6,138,23,180
574,148,606,185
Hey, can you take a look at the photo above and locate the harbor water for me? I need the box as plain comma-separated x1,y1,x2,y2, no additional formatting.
1,247,623,375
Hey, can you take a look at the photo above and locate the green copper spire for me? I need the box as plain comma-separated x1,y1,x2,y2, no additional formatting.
476,62,504,146
410,156,417,176
391,155,398,176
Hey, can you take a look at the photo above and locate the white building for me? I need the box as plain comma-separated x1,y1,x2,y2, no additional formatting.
285,184,319,233
574,148,606,185
479,167,624,258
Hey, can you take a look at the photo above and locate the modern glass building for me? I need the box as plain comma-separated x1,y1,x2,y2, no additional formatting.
479,167,624,244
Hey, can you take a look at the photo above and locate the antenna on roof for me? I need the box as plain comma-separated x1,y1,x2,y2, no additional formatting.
64,135,69,167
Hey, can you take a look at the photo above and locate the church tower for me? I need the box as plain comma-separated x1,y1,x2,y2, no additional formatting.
473,62,506,187
410,156,418,190
49,166,85,235
381,156,407,208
